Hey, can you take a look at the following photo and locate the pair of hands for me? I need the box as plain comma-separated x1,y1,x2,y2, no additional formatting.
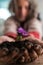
0,35,43,46
0,35,43,64
0,35,35,43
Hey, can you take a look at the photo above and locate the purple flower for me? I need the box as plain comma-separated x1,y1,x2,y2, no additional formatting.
18,27,28,36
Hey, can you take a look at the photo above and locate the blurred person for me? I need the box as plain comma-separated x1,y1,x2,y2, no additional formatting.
0,0,43,65
0,0,43,46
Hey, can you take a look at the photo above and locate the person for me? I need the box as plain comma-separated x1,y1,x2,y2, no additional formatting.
0,0,43,45
0,0,43,65
0,0,43,43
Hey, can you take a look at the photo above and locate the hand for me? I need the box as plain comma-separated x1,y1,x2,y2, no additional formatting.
20,35,36,42
20,35,43,46
0,36,15,44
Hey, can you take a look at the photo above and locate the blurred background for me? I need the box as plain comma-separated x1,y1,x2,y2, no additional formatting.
0,0,43,35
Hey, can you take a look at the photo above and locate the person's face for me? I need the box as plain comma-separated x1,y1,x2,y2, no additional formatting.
15,0,29,22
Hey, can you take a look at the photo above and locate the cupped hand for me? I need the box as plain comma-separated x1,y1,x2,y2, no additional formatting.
0,36,15,44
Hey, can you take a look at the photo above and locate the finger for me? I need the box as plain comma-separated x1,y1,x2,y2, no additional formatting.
18,56,25,63
33,44,43,56
25,41,33,50
29,50,38,62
